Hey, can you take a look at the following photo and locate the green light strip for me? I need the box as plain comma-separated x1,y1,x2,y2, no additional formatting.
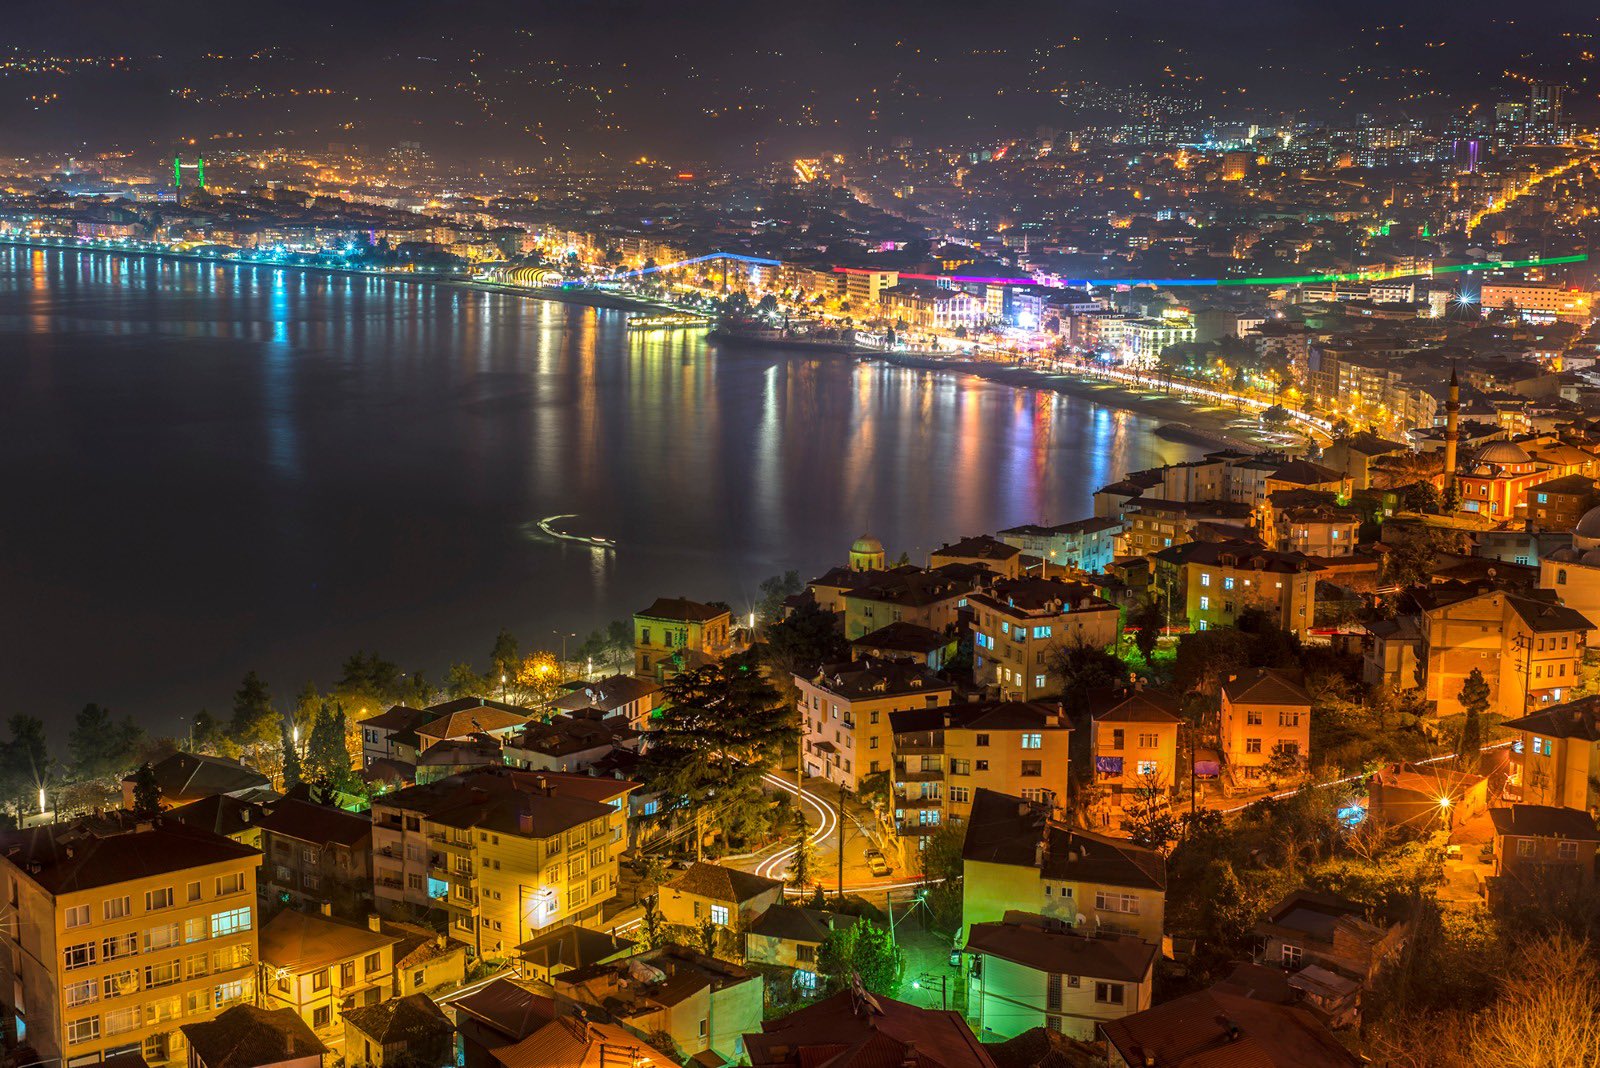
1215,253,1588,288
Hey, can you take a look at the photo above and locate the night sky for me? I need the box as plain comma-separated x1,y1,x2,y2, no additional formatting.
3,1,1599,160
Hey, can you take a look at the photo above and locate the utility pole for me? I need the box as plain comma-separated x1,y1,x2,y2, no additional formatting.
838,782,846,900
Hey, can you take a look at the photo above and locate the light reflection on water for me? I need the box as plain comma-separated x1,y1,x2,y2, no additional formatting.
0,245,1201,730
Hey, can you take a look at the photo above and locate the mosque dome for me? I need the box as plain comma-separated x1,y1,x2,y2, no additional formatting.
851,534,885,556
1473,440,1532,467
1582,548,1600,567
1576,504,1600,551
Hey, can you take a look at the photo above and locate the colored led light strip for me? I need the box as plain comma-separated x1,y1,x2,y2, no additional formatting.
578,251,783,287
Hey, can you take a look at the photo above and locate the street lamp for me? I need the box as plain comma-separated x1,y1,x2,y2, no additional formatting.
912,972,949,1011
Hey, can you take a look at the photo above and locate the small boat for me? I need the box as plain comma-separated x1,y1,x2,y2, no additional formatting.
537,514,616,549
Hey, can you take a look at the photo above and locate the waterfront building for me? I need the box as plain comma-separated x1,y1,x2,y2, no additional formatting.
969,576,1122,701
797,658,953,789
0,814,262,1068
633,597,734,679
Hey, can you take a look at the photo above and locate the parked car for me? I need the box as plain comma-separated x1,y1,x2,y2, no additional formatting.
865,849,892,877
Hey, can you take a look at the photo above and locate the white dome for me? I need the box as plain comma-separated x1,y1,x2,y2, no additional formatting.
1474,440,1532,467
1577,504,1600,549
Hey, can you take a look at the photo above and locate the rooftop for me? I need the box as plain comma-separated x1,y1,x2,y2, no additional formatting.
0,813,259,896
746,989,995,1068
259,909,400,971
965,914,1155,983
962,789,1165,893
664,861,783,904
181,1005,328,1068
1100,986,1360,1068
375,766,637,839
637,596,728,623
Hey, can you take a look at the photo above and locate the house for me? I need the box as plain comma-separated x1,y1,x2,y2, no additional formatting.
1367,762,1488,832
412,700,530,754
256,799,374,912
840,565,982,641
1527,473,1599,532
552,943,763,1065
745,989,996,1068
1323,432,1411,490
1360,616,1423,690
1505,696,1600,810
449,979,556,1068
0,813,261,1068
469,1012,675,1068
1220,669,1312,789
1487,804,1600,906
889,702,1072,842
182,1006,327,1068
413,736,504,785
122,752,275,811
385,921,468,998
964,912,1156,1041
165,794,268,851
341,994,453,1068
357,706,435,770
743,904,857,992
969,576,1122,700
634,596,733,679
512,925,635,985
932,535,1024,578
798,657,953,790
1250,889,1406,984
1100,985,1361,1068
549,674,662,728
1088,691,1183,824
501,714,642,774
658,862,784,930
370,767,637,952
850,621,959,672
259,908,401,1040
962,789,1167,946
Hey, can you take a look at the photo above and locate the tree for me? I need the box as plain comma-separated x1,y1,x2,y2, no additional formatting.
1468,933,1600,1066
1124,772,1179,853
643,657,797,856
130,763,162,819
697,918,719,957
640,896,665,950
1047,640,1127,707
68,704,145,781
0,715,49,818
514,651,565,709
755,571,805,626
191,709,222,752
335,651,406,711
818,918,903,997
1458,668,1490,766
787,809,818,889
445,662,490,699
1133,597,1163,665
280,718,302,791
230,671,280,768
304,703,360,795
490,630,521,684
1403,480,1443,514
1264,744,1307,790
918,820,966,931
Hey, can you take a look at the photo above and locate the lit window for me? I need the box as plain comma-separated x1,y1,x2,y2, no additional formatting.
710,905,730,926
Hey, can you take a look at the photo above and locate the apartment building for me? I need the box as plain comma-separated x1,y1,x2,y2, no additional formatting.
1153,540,1322,637
1504,696,1600,811
0,815,262,1068
369,767,636,957
969,576,1122,701
796,658,953,790
1417,584,1591,716
888,702,1071,843
997,518,1121,575
839,564,981,641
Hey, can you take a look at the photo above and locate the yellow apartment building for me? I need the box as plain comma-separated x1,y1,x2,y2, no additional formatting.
1505,696,1600,811
797,658,953,790
0,814,261,1068
1088,691,1183,824
840,566,979,641
888,701,1071,846
1418,585,1591,717
1153,540,1322,637
258,908,398,1045
970,577,1122,701
1220,668,1313,788
634,597,733,679
369,767,635,959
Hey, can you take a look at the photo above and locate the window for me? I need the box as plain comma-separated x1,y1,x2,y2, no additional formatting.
313,1007,331,1029
1517,838,1537,858
103,970,137,999
948,786,970,804
145,887,173,911
1021,733,1042,749
1558,841,1581,861
1095,982,1126,1005
143,961,180,989
1223,576,1235,591
66,904,91,929
1245,738,1262,755
215,873,245,896
102,933,137,962
312,970,329,992
1111,729,1124,750
104,1005,140,1036
210,908,251,937
365,952,382,974
1138,733,1158,748
975,760,989,772
1200,572,1211,587
1034,674,1046,689
187,881,202,903
1246,709,1262,725
1282,944,1303,968
67,1016,101,1045
1278,710,1302,727
1094,891,1138,914
796,944,816,964
1199,596,1210,611
340,962,356,986
1020,761,1042,777
1137,760,1158,776
184,917,208,943
104,896,131,922
976,734,990,747
67,979,98,1007
710,904,730,925
64,942,97,970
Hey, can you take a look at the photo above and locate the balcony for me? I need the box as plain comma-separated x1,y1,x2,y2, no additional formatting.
897,742,944,757
896,769,943,784
895,794,943,810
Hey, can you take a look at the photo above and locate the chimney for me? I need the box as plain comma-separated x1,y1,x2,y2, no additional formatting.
367,912,382,932
1221,1017,1242,1041
1033,840,1045,867
318,901,332,917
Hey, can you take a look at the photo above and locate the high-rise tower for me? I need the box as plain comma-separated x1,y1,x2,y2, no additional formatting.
1444,363,1460,496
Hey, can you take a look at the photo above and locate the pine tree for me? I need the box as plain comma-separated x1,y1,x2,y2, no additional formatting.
280,718,302,790
230,671,280,768
1457,667,1490,768
131,763,162,819
787,809,817,889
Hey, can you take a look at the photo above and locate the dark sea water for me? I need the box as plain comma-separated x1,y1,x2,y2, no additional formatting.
0,245,1200,734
